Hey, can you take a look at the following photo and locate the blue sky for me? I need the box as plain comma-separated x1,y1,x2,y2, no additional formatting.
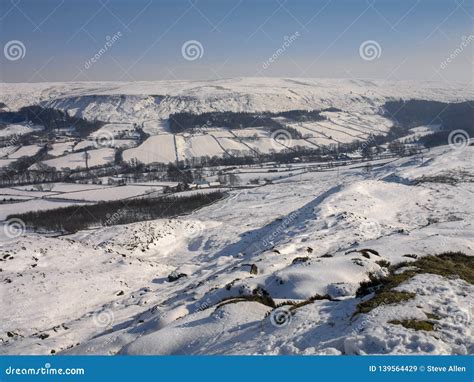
0,0,472,83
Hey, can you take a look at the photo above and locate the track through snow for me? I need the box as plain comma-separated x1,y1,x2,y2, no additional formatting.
0,145,473,355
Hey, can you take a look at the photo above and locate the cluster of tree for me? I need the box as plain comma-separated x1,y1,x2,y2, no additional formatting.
8,191,225,233
169,111,272,132
418,129,473,149
0,166,54,187
166,164,193,183
277,109,327,121
0,105,105,138
135,124,150,144
168,110,328,136
383,100,473,132
383,100,474,149
0,145,50,183
0,154,175,187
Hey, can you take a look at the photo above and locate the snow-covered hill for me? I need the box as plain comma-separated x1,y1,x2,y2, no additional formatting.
0,78,472,355
1,78,472,119
1,78,472,169
1,144,472,355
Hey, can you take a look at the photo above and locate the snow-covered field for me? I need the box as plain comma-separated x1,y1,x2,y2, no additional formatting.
40,148,115,170
215,137,253,155
7,144,42,159
0,182,168,223
46,185,163,202
142,120,169,136
0,123,43,138
1,78,471,167
244,137,287,154
48,141,75,157
123,134,176,165
0,144,43,169
90,123,136,139
1,144,472,355
179,135,225,160
125,132,323,164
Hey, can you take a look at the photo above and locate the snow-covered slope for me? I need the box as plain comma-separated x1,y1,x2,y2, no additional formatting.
1,78,471,168
1,78,472,119
1,144,472,355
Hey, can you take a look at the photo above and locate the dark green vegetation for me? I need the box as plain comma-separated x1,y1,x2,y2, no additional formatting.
383,100,473,131
355,252,473,315
0,106,105,138
375,259,391,268
168,110,330,135
356,290,416,315
7,191,225,233
383,100,474,148
388,319,435,331
407,252,474,283
425,312,441,320
413,172,474,185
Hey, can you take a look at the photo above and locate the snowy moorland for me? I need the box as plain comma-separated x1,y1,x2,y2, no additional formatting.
0,144,472,355
0,78,472,355
1,78,472,117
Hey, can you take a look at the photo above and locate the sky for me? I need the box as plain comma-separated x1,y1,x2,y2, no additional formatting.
0,0,472,83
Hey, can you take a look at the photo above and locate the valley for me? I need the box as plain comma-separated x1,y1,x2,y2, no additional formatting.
0,78,472,355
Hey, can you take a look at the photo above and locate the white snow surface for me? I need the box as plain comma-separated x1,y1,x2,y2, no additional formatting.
1,79,472,120
0,144,472,355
